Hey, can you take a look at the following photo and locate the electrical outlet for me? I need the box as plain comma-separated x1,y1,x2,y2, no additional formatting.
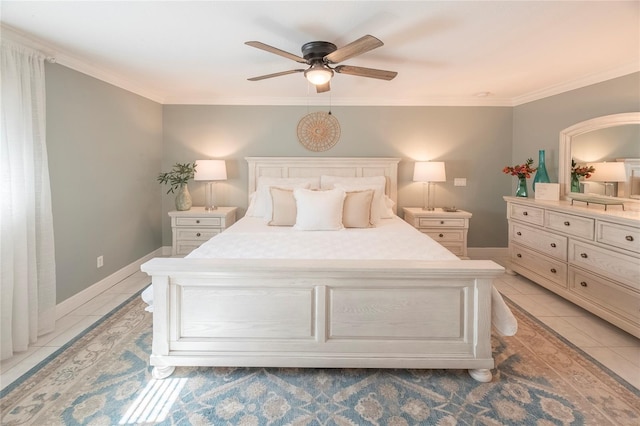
454,178,467,187
97,255,104,268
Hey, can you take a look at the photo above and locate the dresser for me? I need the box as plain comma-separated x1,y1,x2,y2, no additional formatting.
169,207,237,256
504,196,640,338
403,207,472,258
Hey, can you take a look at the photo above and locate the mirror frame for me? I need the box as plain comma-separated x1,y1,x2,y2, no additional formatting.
559,111,640,201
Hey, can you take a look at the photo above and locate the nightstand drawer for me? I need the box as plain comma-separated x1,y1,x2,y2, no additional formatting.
597,221,640,254
546,211,594,240
510,222,567,261
440,243,464,257
176,228,220,241
425,230,464,243
176,242,205,256
509,203,544,226
175,217,222,227
418,218,466,228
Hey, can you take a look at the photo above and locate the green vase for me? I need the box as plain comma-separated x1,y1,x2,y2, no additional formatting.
515,177,528,197
175,184,192,211
571,174,581,193
533,149,550,191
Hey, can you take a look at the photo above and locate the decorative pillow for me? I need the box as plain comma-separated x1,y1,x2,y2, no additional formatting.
332,183,385,224
383,195,396,218
342,189,374,228
293,188,346,231
247,177,315,218
268,187,297,226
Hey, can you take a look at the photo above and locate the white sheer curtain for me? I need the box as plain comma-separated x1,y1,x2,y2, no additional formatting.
1,40,56,360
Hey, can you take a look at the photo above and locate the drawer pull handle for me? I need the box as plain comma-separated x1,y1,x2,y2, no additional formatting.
626,235,634,242
440,221,445,224
550,268,556,274
522,212,528,216
516,253,522,258
439,233,444,238
516,231,522,236
550,243,556,248
196,233,201,237
580,253,588,258
564,221,570,226
580,281,588,287
196,220,200,224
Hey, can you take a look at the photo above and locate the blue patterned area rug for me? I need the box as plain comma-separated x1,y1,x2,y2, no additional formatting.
1,292,639,425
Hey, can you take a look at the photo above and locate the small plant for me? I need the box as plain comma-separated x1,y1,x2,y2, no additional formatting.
503,158,536,179
571,159,595,179
157,162,197,194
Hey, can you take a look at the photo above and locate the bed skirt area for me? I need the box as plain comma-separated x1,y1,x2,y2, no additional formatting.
140,257,506,382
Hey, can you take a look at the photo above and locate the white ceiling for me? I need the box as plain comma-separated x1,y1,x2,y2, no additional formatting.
1,1,639,106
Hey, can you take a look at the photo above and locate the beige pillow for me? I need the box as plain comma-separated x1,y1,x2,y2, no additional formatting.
268,187,297,226
343,189,374,228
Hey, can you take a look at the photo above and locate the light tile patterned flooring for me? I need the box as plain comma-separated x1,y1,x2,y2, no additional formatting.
1,265,639,392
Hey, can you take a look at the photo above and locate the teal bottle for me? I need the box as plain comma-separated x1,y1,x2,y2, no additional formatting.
533,149,550,191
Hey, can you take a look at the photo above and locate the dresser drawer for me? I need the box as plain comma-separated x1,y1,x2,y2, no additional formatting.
175,217,222,227
418,218,466,228
546,211,594,240
597,221,640,254
510,222,567,261
510,243,567,288
509,203,544,226
175,228,220,241
569,240,640,290
569,268,640,325
425,230,464,243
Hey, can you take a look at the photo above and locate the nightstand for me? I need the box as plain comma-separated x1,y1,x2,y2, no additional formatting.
168,207,237,256
403,207,472,259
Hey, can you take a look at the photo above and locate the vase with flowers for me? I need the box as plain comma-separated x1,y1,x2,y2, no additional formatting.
503,158,537,197
570,159,596,193
158,162,197,211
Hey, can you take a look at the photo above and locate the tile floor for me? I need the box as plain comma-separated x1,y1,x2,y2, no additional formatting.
1,265,639,392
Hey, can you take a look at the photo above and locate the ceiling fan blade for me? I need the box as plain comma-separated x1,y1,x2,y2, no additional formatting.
247,69,305,81
334,65,397,81
245,41,307,63
316,82,331,93
324,35,383,64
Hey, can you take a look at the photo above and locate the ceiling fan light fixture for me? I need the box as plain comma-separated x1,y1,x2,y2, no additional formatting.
304,63,333,85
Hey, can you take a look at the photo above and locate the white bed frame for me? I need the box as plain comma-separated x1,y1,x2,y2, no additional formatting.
141,157,505,382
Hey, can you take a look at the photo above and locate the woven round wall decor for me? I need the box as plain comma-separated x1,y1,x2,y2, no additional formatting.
297,112,341,152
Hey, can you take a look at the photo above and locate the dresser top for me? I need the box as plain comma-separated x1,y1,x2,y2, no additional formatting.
503,196,640,225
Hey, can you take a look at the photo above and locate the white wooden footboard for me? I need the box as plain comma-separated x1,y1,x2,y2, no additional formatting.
141,258,504,382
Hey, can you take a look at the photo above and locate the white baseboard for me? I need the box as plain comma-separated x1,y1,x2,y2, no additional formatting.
56,248,164,320
467,247,508,260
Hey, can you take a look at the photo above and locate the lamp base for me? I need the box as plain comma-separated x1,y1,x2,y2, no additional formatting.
204,182,218,211
422,182,437,211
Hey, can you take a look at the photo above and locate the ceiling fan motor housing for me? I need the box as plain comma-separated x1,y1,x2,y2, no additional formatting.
301,41,337,63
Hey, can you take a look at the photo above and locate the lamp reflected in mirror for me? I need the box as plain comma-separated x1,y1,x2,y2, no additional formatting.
586,161,627,197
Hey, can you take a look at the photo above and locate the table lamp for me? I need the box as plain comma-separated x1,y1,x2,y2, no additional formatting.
194,159,227,211
413,161,446,211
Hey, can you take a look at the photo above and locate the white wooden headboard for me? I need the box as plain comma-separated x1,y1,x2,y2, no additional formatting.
245,157,401,210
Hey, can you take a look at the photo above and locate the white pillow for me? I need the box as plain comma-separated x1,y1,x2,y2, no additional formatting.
332,183,385,224
342,189,374,228
293,188,346,231
247,177,316,218
383,195,396,218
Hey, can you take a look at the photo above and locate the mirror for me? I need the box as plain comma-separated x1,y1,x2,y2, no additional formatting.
559,112,640,206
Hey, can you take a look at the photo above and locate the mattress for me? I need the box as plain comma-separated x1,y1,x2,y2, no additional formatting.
187,215,459,261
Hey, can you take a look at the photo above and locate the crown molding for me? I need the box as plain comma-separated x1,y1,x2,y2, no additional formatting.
1,24,165,104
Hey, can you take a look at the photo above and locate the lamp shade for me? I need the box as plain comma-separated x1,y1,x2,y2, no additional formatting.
413,161,446,182
194,160,227,181
588,162,626,182
304,64,334,85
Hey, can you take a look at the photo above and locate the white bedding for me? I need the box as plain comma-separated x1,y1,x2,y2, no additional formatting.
187,215,458,261
142,215,517,336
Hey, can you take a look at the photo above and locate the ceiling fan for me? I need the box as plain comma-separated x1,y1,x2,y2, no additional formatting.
245,35,397,93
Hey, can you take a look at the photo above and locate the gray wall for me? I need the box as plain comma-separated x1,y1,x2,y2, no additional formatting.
46,64,163,303
162,105,513,248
